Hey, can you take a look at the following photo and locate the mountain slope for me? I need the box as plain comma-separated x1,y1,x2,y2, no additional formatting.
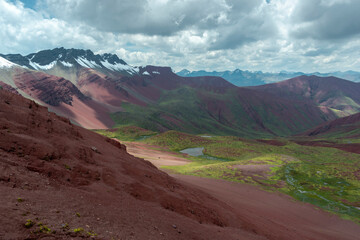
250,75,360,116
0,49,342,136
0,57,114,129
0,47,138,84
177,69,267,86
177,69,360,87
0,89,270,240
111,66,336,137
303,112,360,139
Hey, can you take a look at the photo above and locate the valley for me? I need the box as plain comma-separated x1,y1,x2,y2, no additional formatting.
119,140,360,239
2,0,360,238
1,47,360,239
100,128,360,224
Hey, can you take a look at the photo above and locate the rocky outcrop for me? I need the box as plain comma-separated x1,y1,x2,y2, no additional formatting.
13,69,87,106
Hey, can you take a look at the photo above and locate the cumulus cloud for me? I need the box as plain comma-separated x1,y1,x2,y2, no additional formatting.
291,0,360,40
1,0,360,72
0,0,115,54
41,0,234,36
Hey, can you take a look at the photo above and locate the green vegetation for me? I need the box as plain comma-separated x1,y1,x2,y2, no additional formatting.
73,227,84,233
94,125,157,141
87,231,97,237
311,126,360,141
140,131,360,222
109,84,333,138
25,219,51,233
24,219,34,228
75,212,80,217
145,130,213,151
17,197,24,203
111,86,277,138
36,222,51,233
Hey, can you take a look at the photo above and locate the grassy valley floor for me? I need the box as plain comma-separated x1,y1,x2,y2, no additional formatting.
96,127,360,224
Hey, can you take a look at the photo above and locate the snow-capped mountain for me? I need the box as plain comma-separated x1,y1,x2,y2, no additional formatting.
0,47,138,76
0,56,18,69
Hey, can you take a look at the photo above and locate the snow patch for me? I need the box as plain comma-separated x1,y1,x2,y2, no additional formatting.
76,57,101,68
142,71,150,76
152,71,160,74
29,60,56,70
0,57,17,68
60,61,73,67
100,60,138,75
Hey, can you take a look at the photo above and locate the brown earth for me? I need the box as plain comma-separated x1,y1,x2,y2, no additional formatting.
124,140,360,240
250,75,360,115
0,81,19,95
11,68,114,129
302,112,360,138
256,139,286,146
124,141,191,167
174,175,360,240
1,89,360,240
0,89,265,240
294,140,360,154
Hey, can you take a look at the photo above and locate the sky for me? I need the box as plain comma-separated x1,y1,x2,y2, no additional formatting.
1,0,360,72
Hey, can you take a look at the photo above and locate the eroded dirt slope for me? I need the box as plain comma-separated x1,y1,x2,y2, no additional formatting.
0,89,265,240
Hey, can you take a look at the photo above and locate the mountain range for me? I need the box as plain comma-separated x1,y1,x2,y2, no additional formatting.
177,69,360,87
1,47,360,138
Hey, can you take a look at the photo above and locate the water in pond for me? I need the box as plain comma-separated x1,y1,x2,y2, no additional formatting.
137,135,156,141
180,147,204,156
180,147,230,161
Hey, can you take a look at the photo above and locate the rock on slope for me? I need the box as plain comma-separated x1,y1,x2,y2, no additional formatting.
0,89,265,240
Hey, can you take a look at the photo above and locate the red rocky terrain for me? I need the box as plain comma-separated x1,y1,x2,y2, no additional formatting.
251,75,360,116
0,81,19,95
1,89,360,240
0,89,266,240
304,112,360,137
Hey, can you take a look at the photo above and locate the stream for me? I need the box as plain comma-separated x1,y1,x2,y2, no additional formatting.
284,165,359,215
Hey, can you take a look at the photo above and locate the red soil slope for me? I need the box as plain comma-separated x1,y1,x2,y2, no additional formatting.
77,68,146,108
0,89,266,240
304,112,360,137
0,81,19,95
250,75,360,115
12,68,114,129
141,65,235,93
294,140,360,154
125,141,360,240
175,175,360,240
295,112,360,154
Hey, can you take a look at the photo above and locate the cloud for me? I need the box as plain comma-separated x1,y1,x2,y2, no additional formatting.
1,0,360,73
0,0,113,54
41,0,233,36
291,0,360,40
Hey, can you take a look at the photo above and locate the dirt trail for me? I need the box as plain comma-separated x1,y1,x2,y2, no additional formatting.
125,141,360,240
124,141,191,167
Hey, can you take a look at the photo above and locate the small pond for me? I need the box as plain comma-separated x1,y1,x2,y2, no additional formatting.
180,147,230,161
180,147,204,156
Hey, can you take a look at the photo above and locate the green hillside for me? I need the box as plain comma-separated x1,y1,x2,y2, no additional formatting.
111,85,333,138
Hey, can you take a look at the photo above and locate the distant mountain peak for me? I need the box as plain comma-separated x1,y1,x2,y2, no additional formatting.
0,56,18,69
177,69,191,76
0,47,138,75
